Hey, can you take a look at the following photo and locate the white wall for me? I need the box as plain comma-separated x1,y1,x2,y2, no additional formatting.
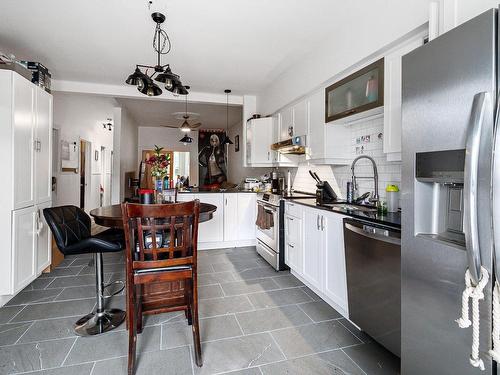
112,106,139,203
227,121,272,184
257,3,430,115
138,127,200,186
53,92,116,209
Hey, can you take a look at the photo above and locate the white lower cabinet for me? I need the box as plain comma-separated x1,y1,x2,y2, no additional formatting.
303,208,324,291
322,211,348,312
284,202,349,317
177,192,256,249
224,194,238,241
285,213,303,273
36,201,52,274
237,193,256,241
12,206,37,294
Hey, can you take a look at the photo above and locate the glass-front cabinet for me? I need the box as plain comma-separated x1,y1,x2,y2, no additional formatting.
325,58,384,123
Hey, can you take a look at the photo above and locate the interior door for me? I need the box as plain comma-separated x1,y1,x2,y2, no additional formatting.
13,73,35,210
13,205,37,292
35,89,52,204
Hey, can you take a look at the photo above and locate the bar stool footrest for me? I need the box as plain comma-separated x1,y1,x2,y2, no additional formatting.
74,309,125,336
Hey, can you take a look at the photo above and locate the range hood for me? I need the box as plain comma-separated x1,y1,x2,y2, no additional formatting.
271,135,306,154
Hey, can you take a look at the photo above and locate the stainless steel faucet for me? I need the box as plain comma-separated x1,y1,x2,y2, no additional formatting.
350,155,379,203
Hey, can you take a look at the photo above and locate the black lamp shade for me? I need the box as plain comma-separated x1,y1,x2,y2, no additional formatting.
155,68,179,90
173,83,189,96
221,135,233,145
179,134,193,144
125,68,145,85
138,79,162,96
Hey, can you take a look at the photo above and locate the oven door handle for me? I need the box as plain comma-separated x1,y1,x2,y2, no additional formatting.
263,207,276,214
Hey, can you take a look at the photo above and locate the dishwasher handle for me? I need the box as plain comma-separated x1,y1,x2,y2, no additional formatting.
344,222,401,246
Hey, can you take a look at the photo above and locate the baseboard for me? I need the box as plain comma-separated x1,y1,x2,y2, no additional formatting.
290,269,349,319
198,239,256,250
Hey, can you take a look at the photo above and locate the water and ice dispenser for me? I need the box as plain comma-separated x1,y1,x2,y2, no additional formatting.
414,149,466,247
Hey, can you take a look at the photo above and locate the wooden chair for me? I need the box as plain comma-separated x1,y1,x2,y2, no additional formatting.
121,200,202,375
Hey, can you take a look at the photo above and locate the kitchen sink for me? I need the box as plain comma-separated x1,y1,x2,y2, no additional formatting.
324,203,378,213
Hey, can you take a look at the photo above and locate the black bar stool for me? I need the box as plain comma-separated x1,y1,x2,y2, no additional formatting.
43,205,126,336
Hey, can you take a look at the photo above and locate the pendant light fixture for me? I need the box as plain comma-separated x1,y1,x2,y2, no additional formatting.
125,7,188,97
180,87,192,132
179,134,193,144
220,89,233,146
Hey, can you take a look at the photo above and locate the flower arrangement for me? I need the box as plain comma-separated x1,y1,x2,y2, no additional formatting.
145,145,170,180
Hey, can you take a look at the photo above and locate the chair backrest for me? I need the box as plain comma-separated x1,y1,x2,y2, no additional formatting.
43,206,92,254
121,200,200,272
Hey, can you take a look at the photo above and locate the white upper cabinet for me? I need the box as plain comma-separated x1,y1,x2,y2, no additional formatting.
307,90,325,160
383,33,426,161
35,89,53,204
293,99,308,137
280,106,294,140
13,74,36,210
246,117,274,166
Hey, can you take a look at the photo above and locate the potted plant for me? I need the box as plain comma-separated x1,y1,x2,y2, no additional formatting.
145,145,170,202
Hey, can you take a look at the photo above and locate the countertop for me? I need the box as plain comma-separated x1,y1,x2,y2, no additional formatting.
288,198,401,229
178,188,256,194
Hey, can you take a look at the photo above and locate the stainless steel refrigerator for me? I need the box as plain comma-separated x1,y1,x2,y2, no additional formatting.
402,8,499,374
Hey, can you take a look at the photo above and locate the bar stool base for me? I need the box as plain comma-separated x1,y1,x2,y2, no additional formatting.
74,309,126,336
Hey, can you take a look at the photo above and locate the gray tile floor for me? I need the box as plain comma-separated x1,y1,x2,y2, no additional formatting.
0,246,399,375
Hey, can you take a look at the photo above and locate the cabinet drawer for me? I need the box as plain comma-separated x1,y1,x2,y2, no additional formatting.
285,215,301,245
285,202,303,218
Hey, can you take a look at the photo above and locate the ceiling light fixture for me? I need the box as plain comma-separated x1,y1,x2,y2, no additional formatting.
179,134,193,145
125,7,188,97
180,87,192,132
221,89,233,146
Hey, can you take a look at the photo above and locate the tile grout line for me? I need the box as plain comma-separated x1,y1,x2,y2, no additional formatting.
268,329,288,361
12,321,35,345
341,348,369,375
7,305,27,324
60,336,78,366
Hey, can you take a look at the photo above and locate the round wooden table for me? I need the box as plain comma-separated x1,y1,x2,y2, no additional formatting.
90,203,217,228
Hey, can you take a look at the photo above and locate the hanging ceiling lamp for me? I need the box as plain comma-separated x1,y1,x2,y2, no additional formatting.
221,89,233,146
180,88,192,132
179,134,193,144
125,7,188,97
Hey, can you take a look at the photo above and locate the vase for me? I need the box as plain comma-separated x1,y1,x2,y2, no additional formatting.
153,177,164,203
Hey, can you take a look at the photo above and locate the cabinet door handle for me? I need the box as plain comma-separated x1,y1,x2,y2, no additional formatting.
267,151,270,160
316,215,320,230
321,215,325,231
288,243,295,248
288,217,294,221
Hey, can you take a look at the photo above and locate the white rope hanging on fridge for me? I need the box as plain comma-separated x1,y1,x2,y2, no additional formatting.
455,266,489,371
489,281,500,362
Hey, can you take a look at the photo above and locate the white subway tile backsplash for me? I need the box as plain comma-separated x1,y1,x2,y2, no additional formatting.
290,115,401,202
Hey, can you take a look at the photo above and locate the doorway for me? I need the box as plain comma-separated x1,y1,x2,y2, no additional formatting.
79,139,92,210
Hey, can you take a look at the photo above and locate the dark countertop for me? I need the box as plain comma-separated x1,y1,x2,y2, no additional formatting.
178,188,256,194
288,198,401,229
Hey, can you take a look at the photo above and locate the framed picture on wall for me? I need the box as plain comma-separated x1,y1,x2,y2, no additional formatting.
235,135,240,152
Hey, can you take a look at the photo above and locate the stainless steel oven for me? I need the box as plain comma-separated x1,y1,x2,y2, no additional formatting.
256,194,283,271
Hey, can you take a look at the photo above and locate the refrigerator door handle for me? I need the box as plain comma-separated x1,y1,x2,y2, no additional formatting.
464,92,490,285
493,96,500,281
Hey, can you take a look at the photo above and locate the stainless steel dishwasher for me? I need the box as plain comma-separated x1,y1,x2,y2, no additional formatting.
344,218,401,357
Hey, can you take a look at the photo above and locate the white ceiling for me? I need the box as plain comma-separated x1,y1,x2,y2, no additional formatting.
0,0,421,95
116,97,242,129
